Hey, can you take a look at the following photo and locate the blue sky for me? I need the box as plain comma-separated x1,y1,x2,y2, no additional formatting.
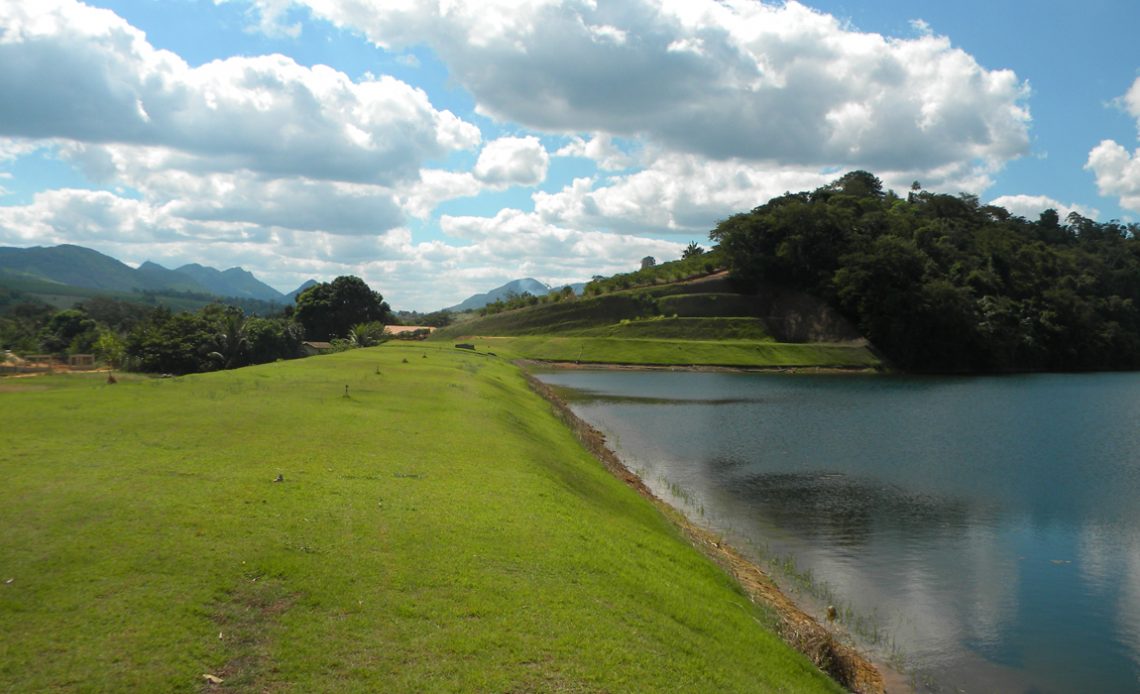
1,0,1138,310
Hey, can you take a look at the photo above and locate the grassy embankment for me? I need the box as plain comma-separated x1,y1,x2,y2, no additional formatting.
0,343,842,692
433,275,880,369
475,334,878,369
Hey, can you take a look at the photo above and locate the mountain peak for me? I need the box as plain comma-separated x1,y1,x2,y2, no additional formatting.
287,279,319,301
173,263,284,301
0,244,286,303
446,277,553,312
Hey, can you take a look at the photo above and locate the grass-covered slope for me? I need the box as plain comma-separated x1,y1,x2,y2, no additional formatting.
0,344,841,692
476,335,879,368
435,272,878,369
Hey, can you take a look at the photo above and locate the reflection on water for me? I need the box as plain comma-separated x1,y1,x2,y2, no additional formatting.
538,370,1140,693
719,468,974,547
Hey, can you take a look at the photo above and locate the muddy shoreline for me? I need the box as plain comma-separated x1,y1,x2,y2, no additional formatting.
522,368,902,693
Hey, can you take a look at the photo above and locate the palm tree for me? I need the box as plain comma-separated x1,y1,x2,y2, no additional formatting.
348,321,388,348
206,310,250,370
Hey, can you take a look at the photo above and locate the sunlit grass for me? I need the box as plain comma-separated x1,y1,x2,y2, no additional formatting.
470,335,880,368
1,345,841,692
571,316,775,341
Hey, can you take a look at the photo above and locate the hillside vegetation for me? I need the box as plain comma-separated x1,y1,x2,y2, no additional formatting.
0,244,290,303
434,264,878,369
0,344,841,692
0,272,284,315
713,171,1140,372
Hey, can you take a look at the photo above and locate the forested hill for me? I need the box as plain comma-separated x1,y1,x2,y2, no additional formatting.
711,171,1140,372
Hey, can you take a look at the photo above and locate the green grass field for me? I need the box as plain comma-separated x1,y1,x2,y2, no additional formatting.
470,335,880,369
0,344,841,692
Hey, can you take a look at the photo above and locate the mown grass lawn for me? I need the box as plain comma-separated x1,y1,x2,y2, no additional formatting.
469,335,880,369
1,343,841,692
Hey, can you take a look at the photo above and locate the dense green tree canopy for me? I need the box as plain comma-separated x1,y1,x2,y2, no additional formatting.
1,293,302,374
125,308,216,374
711,171,1140,372
39,309,98,354
294,276,392,341
124,304,302,374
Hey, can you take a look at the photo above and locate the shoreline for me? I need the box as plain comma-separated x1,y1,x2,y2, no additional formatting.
516,358,884,375
522,368,902,693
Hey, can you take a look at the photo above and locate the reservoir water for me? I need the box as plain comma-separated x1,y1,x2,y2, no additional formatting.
535,369,1140,693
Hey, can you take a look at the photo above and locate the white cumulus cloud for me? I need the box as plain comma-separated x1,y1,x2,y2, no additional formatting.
473,136,550,187
1085,78,1140,214
534,153,833,235
555,133,637,171
532,150,992,238
274,0,1031,179
0,0,480,185
0,0,1058,310
988,194,1100,221
1087,140,1140,213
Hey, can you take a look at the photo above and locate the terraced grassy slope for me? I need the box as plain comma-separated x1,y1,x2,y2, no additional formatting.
436,274,879,369
0,344,841,692
475,335,879,368
574,316,773,340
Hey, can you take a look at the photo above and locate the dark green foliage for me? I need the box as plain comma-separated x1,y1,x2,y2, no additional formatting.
0,284,29,312
125,305,302,374
479,286,581,317
203,306,253,370
2,303,103,356
39,309,99,355
125,308,216,374
424,310,455,328
479,291,540,316
349,321,389,347
0,300,54,352
711,171,1140,372
656,293,762,318
75,296,153,333
395,309,455,328
294,276,392,341
245,316,303,363
1,289,300,374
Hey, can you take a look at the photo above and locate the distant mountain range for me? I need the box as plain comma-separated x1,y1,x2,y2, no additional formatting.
446,277,588,312
0,243,591,314
0,244,312,304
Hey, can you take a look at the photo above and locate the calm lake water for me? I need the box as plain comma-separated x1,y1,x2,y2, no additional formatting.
535,369,1140,693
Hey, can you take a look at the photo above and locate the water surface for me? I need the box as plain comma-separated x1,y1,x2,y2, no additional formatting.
536,370,1140,693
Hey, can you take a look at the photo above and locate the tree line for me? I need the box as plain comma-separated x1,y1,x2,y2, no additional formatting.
1,276,395,375
582,245,722,297
478,285,577,317
711,171,1140,372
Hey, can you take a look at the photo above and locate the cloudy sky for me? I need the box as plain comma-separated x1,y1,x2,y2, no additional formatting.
1,0,1139,310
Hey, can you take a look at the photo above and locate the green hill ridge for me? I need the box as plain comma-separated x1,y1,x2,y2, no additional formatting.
434,266,879,370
